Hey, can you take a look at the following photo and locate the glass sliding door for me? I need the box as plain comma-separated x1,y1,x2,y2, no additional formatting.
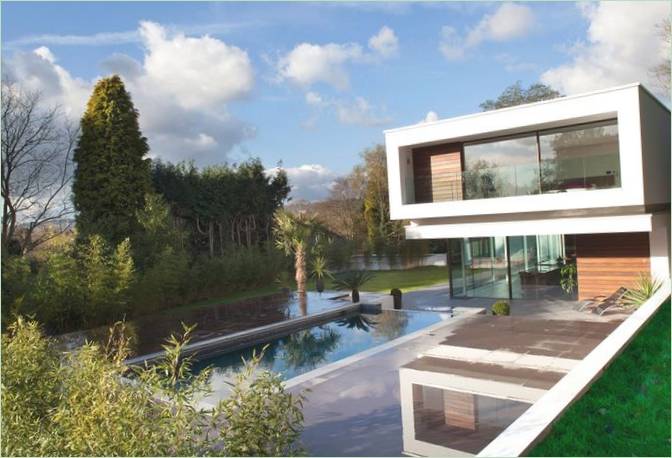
449,237,509,298
450,234,567,299
509,234,565,299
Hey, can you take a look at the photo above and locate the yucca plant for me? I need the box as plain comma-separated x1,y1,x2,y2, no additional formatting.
310,256,332,293
622,273,663,308
332,270,375,303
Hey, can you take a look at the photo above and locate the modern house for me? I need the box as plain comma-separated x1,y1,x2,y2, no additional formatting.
384,83,670,301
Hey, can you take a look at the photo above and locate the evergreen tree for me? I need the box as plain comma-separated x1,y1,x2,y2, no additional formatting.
72,75,151,246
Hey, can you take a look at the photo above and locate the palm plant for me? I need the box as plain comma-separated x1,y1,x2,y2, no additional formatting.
332,270,375,303
336,314,375,331
310,255,332,293
622,273,663,308
273,210,321,295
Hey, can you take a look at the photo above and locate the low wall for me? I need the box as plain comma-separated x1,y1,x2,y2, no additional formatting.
126,301,366,365
349,253,447,271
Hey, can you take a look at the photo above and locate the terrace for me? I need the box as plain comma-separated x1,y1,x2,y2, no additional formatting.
75,273,668,457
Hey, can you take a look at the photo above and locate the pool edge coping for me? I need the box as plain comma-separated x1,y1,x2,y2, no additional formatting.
125,301,362,365
194,306,486,410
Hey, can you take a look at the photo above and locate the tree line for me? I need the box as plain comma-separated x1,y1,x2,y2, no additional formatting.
2,75,290,332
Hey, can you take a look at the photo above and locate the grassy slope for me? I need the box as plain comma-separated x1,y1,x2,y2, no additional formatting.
529,300,671,457
308,266,449,293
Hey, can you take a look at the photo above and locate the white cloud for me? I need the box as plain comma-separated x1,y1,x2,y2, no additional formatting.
305,91,324,106
277,27,398,90
138,21,253,110
335,97,392,126
5,47,90,120
439,26,465,61
277,42,363,90
4,21,256,164
420,111,439,123
4,21,257,49
541,2,671,97
368,26,399,58
303,92,392,127
466,2,534,47
267,164,339,201
439,3,535,61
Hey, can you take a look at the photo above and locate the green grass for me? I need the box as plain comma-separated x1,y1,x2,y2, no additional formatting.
163,285,282,313
307,266,448,294
159,266,448,315
529,299,671,457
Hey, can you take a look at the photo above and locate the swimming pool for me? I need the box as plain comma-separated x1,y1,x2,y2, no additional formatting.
192,309,450,382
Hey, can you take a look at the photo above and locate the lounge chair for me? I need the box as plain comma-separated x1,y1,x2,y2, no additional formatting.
579,287,628,315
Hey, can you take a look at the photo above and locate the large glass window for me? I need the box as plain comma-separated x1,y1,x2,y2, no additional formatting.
463,134,539,199
539,119,620,192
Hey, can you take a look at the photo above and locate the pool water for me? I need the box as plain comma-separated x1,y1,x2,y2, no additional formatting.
192,309,449,382
61,290,350,357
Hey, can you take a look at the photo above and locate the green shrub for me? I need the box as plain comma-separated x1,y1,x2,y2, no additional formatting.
10,236,136,333
1,317,305,456
622,273,663,308
491,301,510,316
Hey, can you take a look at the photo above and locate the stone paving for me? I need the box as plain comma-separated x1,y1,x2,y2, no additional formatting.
290,297,625,457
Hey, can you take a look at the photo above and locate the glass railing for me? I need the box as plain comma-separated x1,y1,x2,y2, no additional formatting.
415,153,620,203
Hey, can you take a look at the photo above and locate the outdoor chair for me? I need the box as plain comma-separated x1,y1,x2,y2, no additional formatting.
577,287,628,315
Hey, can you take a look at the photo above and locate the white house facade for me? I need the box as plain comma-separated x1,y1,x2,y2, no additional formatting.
384,83,670,301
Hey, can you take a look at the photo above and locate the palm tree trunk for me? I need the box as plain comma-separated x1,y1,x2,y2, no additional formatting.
295,244,307,295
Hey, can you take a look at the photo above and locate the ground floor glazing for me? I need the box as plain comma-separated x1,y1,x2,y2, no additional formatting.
448,234,577,300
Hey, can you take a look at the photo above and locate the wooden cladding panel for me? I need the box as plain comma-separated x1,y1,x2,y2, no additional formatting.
413,143,463,203
576,232,651,300
443,391,477,431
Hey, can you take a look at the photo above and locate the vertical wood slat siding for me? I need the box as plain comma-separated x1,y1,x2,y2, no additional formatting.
443,390,477,431
575,232,651,300
413,143,463,203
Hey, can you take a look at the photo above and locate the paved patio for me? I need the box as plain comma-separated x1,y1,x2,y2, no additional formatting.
360,282,630,321
290,303,626,456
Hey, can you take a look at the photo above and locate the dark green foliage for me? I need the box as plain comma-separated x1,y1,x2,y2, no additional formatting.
480,81,562,111
2,236,135,333
361,145,404,253
529,300,671,457
1,318,306,456
332,270,375,303
151,159,290,257
491,301,510,316
73,75,151,246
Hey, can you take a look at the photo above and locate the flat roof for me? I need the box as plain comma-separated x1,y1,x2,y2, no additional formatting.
384,82,670,134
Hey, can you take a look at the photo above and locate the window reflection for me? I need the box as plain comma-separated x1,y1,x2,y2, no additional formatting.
463,135,539,199
539,120,620,192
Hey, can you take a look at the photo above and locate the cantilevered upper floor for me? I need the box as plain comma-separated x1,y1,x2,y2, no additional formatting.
384,83,670,236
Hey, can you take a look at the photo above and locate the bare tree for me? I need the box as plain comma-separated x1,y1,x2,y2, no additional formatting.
650,19,671,94
1,81,78,254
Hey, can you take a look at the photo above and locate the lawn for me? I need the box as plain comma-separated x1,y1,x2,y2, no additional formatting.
529,299,671,457
170,266,448,314
308,265,449,293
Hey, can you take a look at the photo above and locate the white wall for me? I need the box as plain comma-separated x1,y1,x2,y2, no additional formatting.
638,87,671,206
404,214,653,239
384,84,655,222
649,211,671,280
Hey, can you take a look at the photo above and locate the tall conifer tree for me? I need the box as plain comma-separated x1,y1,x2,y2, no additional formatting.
73,75,151,245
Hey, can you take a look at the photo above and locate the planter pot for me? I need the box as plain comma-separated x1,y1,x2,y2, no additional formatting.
316,278,325,293
351,290,360,303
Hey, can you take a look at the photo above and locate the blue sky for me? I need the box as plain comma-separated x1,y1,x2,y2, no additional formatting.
3,1,669,200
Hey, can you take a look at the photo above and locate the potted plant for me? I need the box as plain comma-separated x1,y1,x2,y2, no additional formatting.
332,270,375,303
311,255,332,293
491,301,510,316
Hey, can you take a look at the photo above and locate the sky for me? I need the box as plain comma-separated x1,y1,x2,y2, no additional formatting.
2,1,670,201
